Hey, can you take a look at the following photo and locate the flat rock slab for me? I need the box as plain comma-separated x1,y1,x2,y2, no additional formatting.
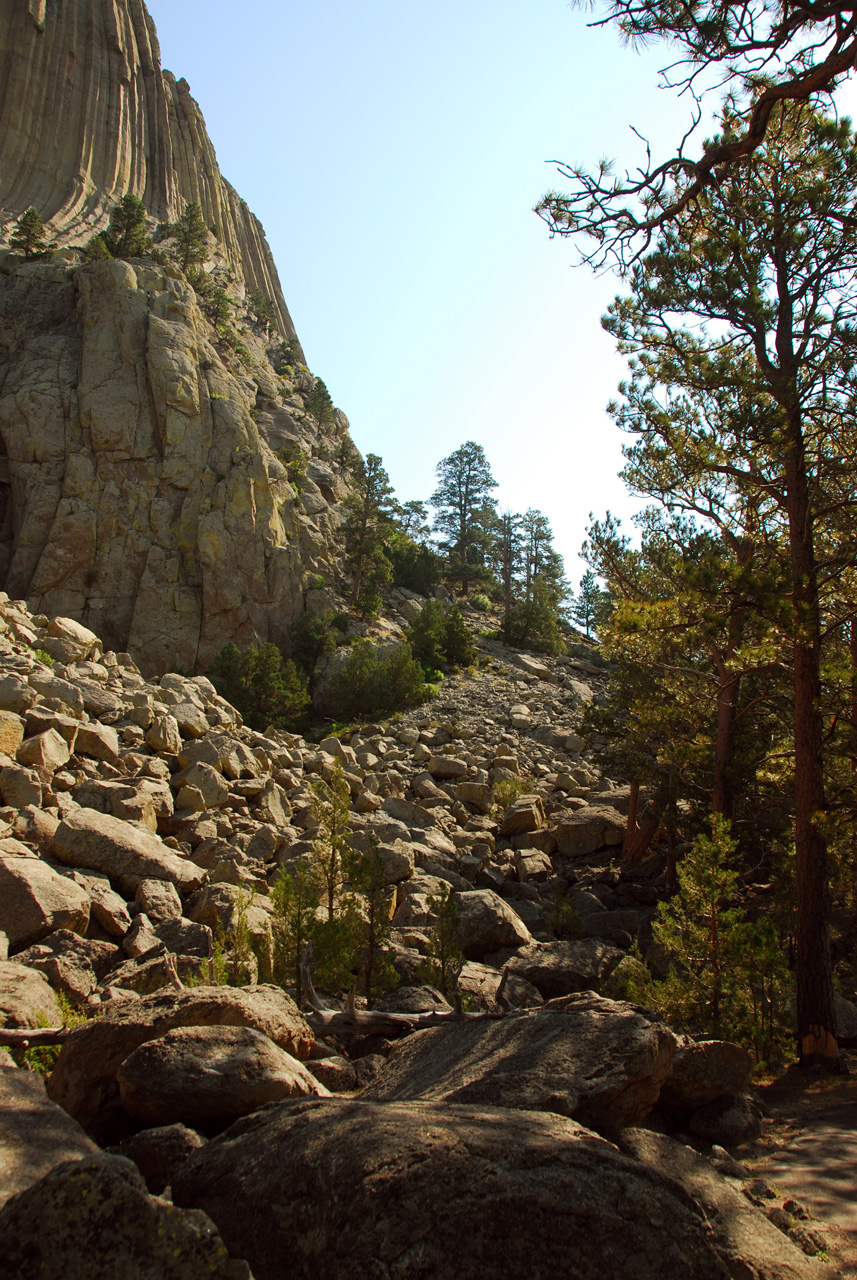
504,938,622,998
0,1068,97,1208
0,1153,251,1280
47,984,314,1141
172,1098,730,1280
51,806,205,895
751,1102,857,1236
360,991,676,1134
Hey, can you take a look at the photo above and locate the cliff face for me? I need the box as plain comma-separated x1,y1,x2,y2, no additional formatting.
0,0,354,675
0,0,296,340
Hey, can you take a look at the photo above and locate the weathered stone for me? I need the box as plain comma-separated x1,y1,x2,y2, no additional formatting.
0,710,24,756
381,795,436,827
0,764,42,809
454,888,532,959
658,1040,755,1117
17,727,70,773
580,908,640,946
13,930,117,1005
500,794,546,837
117,1025,328,1133
362,992,676,1134
0,1068,97,1209
117,1124,207,1195
552,806,626,856
47,984,314,1139
122,913,161,958
0,961,63,1028
172,761,230,809
137,877,183,922
146,714,182,755
73,721,120,763
374,840,415,884
75,871,132,938
252,779,291,826
504,939,623,999
455,780,493,813
619,1128,818,1280
185,884,272,950
51,807,206,895
0,1154,251,1280
44,616,102,662
173,701,210,739
0,854,90,951
154,917,213,958
0,675,36,715
514,847,553,882
171,1099,727,1280
306,1055,358,1091
427,754,468,779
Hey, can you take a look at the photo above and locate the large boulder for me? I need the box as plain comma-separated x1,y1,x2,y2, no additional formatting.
47,984,314,1140
504,938,622,999
51,807,206,895
455,888,531,959
500,795,547,837
658,1039,755,1117
361,992,676,1134
0,1068,97,1209
552,806,626,857
117,1123,208,1194
0,854,90,951
172,1098,729,1280
13,930,118,1006
0,1153,251,1280
116,1025,328,1133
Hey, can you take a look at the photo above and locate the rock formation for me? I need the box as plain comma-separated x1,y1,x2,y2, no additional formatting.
0,0,295,339
0,0,353,674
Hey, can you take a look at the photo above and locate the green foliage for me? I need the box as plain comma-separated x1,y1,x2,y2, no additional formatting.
342,453,397,614
96,194,151,260
470,593,491,612
208,640,309,730
305,378,335,429
276,443,308,493
325,639,431,721
289,610,336,684
548,885,583,940
388,538,443,596
492,775,534,815
625,816,791,1063
346,836,398,1002
272,338,302,374
408,599,476,676
430,441,498,593
205,286,231,328
309,761,353,921
571,571,604,639
170,199,210,273
271,859,324,997
32,648,55,667
21,994,87,1074
8,206,54,259
249,288,278,330
504,577,565,655
420,883,463,997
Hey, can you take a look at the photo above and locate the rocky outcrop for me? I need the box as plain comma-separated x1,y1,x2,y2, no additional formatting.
0,0,295,340
171,1098,731,1280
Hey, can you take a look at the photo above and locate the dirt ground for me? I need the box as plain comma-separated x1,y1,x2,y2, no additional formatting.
740,1071,857,1276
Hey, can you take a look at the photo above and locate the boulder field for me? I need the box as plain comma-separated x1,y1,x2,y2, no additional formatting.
0,596,830,1279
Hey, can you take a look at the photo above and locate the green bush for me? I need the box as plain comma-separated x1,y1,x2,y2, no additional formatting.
208,640,309,730
290,611,336,685
388,540,443,596
470,592,491,612
325,639,430,721
408,599,476,675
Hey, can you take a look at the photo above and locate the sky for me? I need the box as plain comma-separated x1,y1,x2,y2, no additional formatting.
145,1,857,586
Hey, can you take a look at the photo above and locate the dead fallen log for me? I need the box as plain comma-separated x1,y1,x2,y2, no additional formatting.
0,1027,70,1048
300,942,514,1036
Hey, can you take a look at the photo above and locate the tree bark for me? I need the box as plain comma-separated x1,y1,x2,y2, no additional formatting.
784,412,841,1069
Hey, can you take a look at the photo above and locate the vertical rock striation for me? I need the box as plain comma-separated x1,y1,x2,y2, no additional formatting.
0,0,296,339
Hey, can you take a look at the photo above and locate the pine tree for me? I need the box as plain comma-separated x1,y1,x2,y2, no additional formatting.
171,199,210,273
305,378,335,430
8,207,53,259
342,453,397,613
102,194,151,258
572,571,602,639
430,441,498,595
601,101,857,1068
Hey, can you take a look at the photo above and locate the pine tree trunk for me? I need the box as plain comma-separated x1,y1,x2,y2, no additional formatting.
784,416,841,1069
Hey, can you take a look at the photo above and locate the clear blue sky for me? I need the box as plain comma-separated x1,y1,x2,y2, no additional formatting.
145,1,857,586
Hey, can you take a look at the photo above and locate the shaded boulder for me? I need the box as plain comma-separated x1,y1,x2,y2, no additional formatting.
47,984,314,1140
0,854,90,951
500,794,546,837
361,992,676,1135
171,1098,729,1280
0,1153,251,1280
117,1123,207,1194
455,888,531,959
503,938,622,999
689,1091,763,1147
0,1068,97,1209
116,1025,328,1134
13,930,118,1006
619,1128,818,1280
658,1039,755,1118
